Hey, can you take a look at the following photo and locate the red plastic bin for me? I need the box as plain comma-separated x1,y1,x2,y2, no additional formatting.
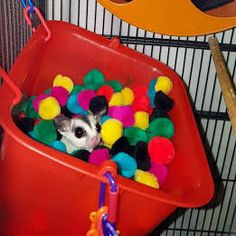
0,21,214,236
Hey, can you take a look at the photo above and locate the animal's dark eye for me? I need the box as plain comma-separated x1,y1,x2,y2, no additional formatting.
75,127,86,138
96,123,101,132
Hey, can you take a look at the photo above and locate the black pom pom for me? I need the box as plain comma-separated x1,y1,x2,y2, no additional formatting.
133,141,151,171
16,117,35,134
61,106,74,118
150,107,169,122
154,91,174,112
71,149,90,162
111,136,134,156
89,96,108,117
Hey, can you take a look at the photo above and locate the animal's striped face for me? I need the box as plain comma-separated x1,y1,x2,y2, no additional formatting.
55,114,101,151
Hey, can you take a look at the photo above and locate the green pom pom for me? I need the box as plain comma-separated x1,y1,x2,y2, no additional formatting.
106,80,122,92
44,89,51,94
71,85,85,94
33,120,57,145
84,69,105,90
147,118,174,140
124,127,148,145
22,96,40,119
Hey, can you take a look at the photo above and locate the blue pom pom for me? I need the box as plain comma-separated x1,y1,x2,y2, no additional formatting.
112,152,137,178
50,140,67,152
66,93,88,115
28,131,37,139
148,79,156,108
100,115,111,124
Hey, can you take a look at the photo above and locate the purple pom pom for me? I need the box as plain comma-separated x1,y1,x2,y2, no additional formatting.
51,86,69,106
33,94,49,111
108,106,134,127
78,89,96,110
150,162,168,186
89,148,110,166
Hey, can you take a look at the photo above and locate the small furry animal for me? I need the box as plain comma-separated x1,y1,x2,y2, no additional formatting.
55,114,101,153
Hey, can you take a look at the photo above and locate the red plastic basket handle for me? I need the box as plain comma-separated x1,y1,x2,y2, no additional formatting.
0,67,22,105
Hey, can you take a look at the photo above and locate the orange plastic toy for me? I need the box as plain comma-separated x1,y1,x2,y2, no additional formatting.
97,0,236,36
0,7,214,236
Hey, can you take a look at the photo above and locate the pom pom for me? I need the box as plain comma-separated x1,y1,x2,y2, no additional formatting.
108,106,134,127
22,96,40,119
50,140,66,152
33,120,57,145
84,69,105,90
101,119,123,148
111,136,134,156
71,149,90,162
66,93,88,115
16,117,35,134
100,115,111,124
155,76,173,95
38,96,61,120
112,152,137,178
77,89,96,110
134,111,149,130
154,91,174,112
148,79,157,108
134,169,159,189
61,106,74,118
97,85,114,101
124,127,148,145
33,94,49,111
147,118,174,140
89,96,108,117
53,74,74,93
132,95,150,112
109,92,124,106
44,88,51,94
51,86,69,106
133,141,151,171
131,85,148,97
89,148,110,166
28,130,37,139
106,80,122,92
149,108,169,122
148,137,175,165
150,162,168,187
71,85,85,94
121,87,134,105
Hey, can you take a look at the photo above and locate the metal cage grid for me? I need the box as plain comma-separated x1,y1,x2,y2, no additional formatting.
0,1,236,235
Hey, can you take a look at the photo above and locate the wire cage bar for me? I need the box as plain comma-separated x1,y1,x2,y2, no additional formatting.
0,0,235,235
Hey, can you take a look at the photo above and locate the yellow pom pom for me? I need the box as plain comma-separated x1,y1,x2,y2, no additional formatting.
121,87,134,105
38,97,61,120
134,169,159,189
109,92,124,106
101,119,123,148
155,76,173,95
134,111,149,130
53,74,74,93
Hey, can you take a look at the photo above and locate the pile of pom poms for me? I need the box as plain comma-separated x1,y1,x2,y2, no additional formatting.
16,69,176,190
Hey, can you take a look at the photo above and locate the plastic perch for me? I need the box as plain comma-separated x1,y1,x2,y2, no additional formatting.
208,37,236,136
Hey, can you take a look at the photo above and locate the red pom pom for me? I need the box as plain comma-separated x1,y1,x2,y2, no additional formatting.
132,95,150,112
131,85,148,97
148,137,175,165
97,85,114,101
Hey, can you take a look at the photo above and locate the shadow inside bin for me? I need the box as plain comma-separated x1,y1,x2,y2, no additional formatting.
150,91,225,235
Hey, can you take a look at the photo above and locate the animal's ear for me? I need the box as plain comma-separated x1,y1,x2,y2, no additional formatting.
54,115,71,133
89,96,108,121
